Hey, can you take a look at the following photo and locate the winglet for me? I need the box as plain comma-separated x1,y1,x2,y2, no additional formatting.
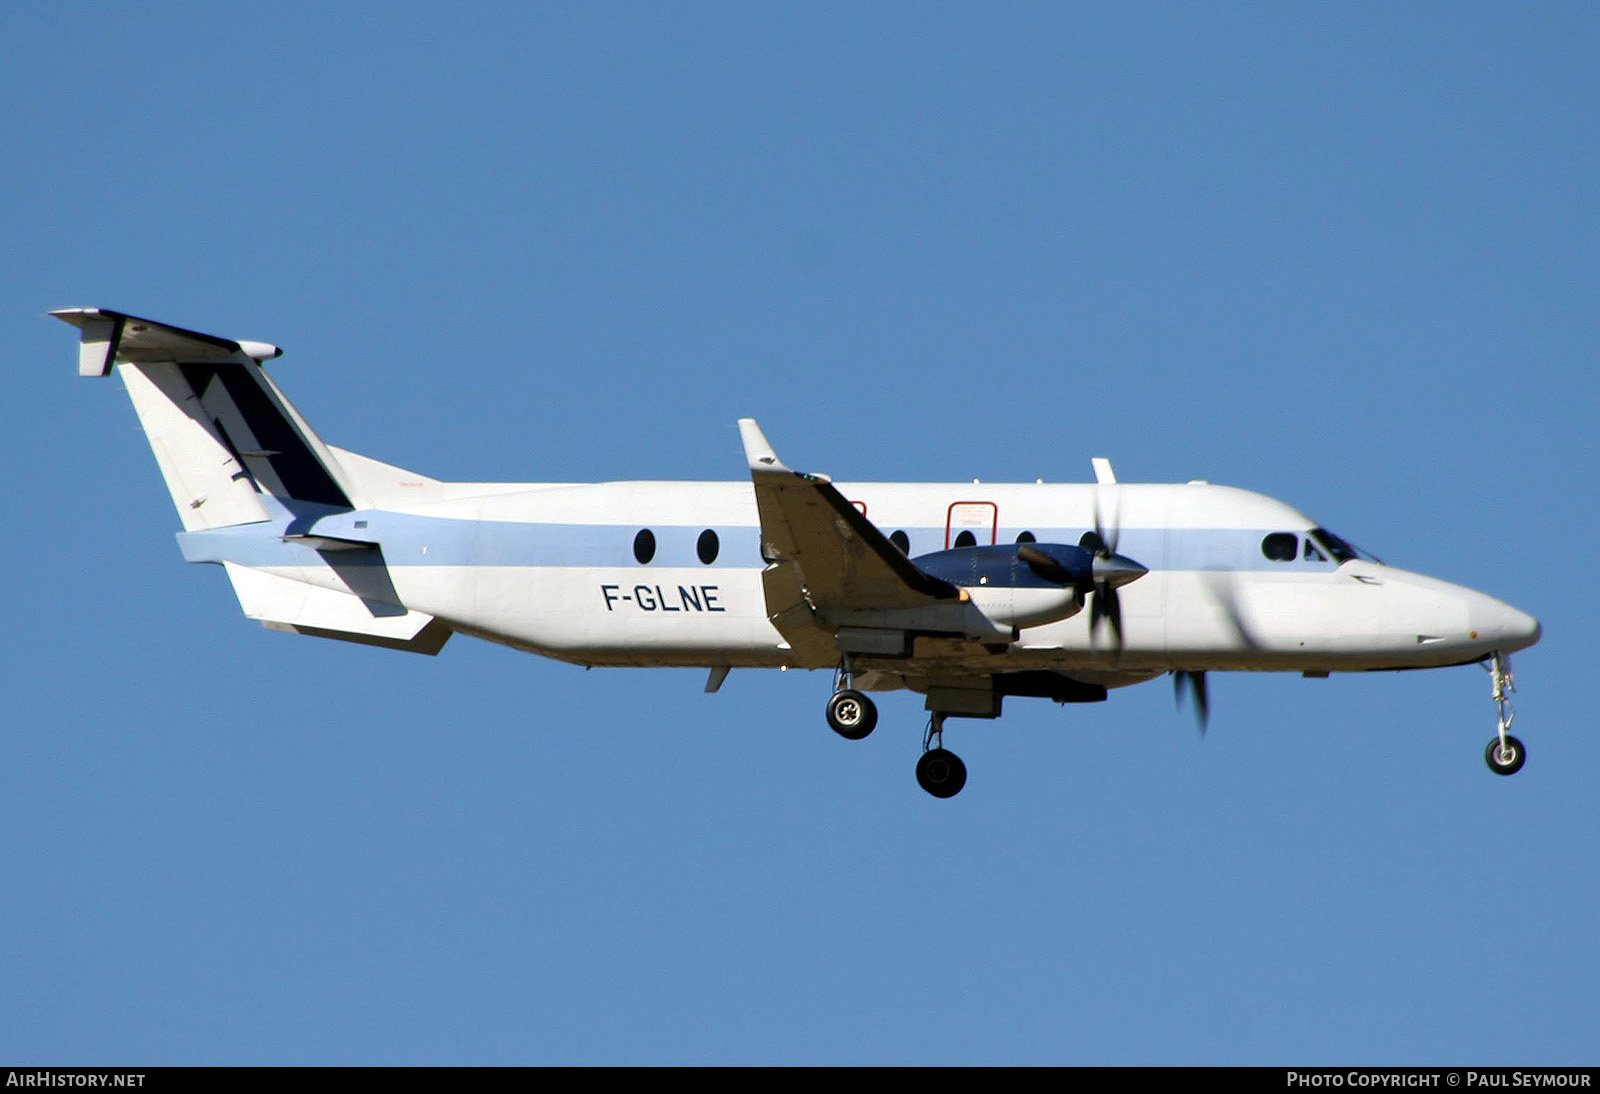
1091,457,1117,485
738,418,793,475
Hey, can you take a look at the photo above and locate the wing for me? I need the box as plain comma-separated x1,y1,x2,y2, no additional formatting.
738,419,961,663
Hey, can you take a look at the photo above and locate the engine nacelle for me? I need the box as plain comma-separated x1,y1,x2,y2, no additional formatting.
964,583,1084,629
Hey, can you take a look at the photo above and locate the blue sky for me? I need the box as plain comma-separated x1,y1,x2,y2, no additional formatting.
3,3,1596,1065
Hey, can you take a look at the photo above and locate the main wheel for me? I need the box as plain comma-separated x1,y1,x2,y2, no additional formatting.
825,689,877,740
1485,734,1527,776
916,748,967,798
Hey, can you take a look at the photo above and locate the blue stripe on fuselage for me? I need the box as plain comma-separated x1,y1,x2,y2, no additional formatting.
176,511,1346,574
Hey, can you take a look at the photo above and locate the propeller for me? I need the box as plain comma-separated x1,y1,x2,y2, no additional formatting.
1173,670,1209,733
1078,490,1146,657
1016,543,1074,586
1010,494,1146,653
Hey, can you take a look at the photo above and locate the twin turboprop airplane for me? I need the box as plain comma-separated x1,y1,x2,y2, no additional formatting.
57,308,1542,798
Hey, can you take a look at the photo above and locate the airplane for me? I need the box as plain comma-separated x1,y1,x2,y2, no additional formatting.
55,307,1542,798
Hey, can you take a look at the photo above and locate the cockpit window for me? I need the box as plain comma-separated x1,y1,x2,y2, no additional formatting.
1261,532,1298,562
1303,538,1327,562
1308,528,1382,565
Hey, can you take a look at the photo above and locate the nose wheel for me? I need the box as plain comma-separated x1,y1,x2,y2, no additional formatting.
1485,734,1526,776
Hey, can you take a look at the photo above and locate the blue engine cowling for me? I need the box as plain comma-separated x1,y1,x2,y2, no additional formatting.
910,543,1096,629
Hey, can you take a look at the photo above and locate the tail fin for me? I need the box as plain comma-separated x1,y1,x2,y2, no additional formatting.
54,307,357,529
59,308,452,656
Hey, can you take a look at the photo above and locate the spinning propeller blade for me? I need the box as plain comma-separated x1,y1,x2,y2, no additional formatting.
1017,543,1073,586
1079,487,1145,657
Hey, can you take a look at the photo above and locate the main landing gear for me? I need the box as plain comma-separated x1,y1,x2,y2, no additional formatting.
826,688,877,740
824,658,967,798
1484,652,1526,776
917,714,967,799
825,657,877,740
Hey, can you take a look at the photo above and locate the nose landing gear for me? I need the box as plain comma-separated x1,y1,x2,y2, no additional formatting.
1484,652,1526,776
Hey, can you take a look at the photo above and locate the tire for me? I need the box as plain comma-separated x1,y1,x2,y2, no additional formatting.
826,689,877,740
1485,734,1526,776
916,748,967,798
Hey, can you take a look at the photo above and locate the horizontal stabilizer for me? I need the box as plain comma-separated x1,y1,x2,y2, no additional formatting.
223,563,451,655
52,307,280,376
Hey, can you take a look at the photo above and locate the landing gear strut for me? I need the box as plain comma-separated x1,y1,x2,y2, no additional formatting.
825,656,877,740
1484,652,1526,776
916,714,967,798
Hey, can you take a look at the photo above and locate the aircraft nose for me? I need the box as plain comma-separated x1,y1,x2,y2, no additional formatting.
1471,597,1542,654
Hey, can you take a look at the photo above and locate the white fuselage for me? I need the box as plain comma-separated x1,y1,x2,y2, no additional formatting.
181,474,1541,683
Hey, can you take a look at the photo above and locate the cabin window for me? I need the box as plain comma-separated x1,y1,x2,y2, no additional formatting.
953,530,977,549
633,529,656,564
889,530,910,554
697,529,719,565
1261,532,1298,562
1015,531,1036,544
